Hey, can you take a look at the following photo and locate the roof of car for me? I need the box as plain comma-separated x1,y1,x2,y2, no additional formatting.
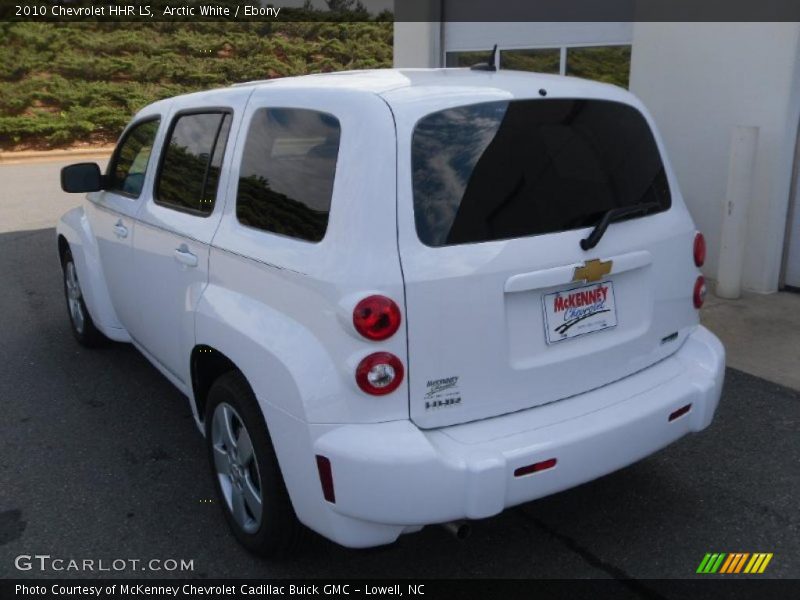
232,67,615,95
138,68,635,121
230,68,635,113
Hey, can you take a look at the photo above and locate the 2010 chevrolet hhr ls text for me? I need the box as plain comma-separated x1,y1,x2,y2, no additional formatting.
57,68,725,556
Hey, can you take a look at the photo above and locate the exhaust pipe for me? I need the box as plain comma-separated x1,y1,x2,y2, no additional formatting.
440,520,471,541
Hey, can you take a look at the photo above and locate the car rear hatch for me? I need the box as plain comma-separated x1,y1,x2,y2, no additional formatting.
390,90,700,429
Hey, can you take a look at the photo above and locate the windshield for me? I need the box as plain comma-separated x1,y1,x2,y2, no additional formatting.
411,99,671,247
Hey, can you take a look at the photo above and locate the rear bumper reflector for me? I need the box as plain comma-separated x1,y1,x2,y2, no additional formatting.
669,403,692,422
514,458,557,477
316,455,336,503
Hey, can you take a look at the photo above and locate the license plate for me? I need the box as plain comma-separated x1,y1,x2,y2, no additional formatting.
543,281,617,344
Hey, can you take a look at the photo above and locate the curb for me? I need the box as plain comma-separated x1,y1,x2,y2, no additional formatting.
0,146,115,164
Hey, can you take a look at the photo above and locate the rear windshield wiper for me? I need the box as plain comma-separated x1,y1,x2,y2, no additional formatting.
580,201,662,251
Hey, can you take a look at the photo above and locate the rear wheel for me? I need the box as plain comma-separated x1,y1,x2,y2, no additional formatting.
62,248,106,347
205,371,303,557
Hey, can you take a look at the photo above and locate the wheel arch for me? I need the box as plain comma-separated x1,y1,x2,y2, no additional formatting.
190,345,241,425
194,286,334,425
56,206,130,342
57,234,70,266
192,293,398,545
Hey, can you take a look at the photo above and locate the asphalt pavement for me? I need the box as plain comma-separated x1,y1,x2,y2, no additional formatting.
0,160,798,585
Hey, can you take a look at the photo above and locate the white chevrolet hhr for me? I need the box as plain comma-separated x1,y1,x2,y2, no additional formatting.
57,68,725,556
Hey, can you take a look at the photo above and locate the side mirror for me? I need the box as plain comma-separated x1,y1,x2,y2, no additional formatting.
61,163,104,193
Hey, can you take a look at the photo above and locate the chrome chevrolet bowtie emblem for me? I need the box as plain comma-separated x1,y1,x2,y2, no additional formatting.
573,258,613,283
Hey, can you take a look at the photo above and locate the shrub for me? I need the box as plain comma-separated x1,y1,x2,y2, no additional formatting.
0,21,393,149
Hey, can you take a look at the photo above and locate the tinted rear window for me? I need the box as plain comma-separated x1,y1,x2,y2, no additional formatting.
411,99,671,247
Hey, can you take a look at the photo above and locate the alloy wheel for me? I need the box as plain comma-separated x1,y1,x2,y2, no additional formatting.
65,261,85,334
211,402,264,534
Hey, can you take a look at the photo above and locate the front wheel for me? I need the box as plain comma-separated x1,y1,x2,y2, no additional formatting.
62,248,107,347
205,371,304,557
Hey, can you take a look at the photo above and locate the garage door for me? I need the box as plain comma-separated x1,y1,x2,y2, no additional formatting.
784,134,800,290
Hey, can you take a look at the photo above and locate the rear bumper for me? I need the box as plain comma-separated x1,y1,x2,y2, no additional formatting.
306,325,724,546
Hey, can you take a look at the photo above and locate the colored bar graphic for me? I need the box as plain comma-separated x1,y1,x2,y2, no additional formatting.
730,553,749,573
758,554,773,573
745,554,761,573
719,554,736,573
737,553,750,573
697,553,727,573
699,552,773,574
696,554,713,573
711,554,726,573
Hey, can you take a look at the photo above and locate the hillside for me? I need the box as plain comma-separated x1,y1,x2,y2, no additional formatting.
0,21,393,150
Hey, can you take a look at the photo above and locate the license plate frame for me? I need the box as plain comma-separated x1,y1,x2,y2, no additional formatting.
542,280,618,344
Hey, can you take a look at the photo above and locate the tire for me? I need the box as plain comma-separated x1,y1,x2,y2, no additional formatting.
205,371,304,557
61,248,107,348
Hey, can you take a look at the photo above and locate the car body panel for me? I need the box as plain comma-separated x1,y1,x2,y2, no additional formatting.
311,326,723,546
383,74,700,428
208,85,407,424
56,69,726,549
129,87,253,386
57,206,130,342
83,104,168,336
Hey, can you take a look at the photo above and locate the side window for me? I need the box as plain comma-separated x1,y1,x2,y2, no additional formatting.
236,108,340,242
106,118,160,198
155,112,232,216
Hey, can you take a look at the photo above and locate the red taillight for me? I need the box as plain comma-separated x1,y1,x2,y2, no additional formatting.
693,232,706,268
353,295,401,341
355,352,404,395
693,276,707,309
316,455,335,503
514,458,557,477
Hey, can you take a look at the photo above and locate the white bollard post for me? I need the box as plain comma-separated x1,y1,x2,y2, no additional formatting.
716,126,759,299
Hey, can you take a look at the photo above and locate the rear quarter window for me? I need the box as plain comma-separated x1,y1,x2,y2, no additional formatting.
411,99,671,247
236,108,341,243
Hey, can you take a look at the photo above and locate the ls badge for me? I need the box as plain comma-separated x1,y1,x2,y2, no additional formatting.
573,258,613,283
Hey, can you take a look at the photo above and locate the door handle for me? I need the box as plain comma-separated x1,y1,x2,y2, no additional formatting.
173,245,198,268
112,221,128,239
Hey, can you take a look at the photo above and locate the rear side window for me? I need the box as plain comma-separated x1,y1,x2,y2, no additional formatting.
106,118,160,198
236,108,341,243
412,99,671,247
155,112,232,216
